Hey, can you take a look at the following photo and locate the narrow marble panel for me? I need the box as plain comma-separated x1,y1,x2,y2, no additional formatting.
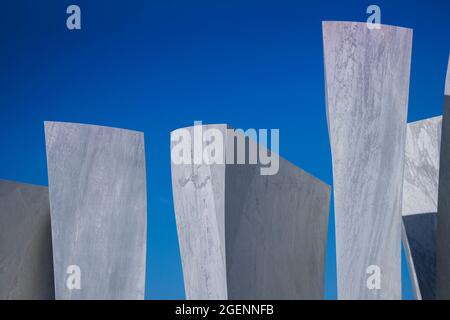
323,21,412,299
0,180,54,300
401,117,441,300
437,57,450,299
170,124,228,300
45,121,147,300
401,117,442,300
171,124,330,299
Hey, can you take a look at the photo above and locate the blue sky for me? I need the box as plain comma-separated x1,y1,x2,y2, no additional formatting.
0,0,449,299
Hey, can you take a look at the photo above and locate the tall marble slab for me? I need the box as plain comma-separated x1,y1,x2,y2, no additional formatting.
323,21,412,299
171,124,331,299
44,121,147,300
0,180,54,299
437,56,450,300
402,116,441,300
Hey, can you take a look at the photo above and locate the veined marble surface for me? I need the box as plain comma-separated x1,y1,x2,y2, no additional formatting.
171,124,330,299
323,21,412,300
401,116,441,300
45,121,147,300
437,57,450,299
0,180,54,300
171,124,228,300
402,117,442,216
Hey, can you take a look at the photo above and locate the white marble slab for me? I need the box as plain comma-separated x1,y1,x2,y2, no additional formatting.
0,180,54,299
45,121,147,300
171,124,228,300
323,21,412,300
171,124,330,299
401,116,441,300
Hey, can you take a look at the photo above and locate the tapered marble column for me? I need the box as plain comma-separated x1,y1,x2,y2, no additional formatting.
402,116,441,300
323,21,412,299
437,56,450,299
171,124,330,299
44,121,147,300
0,180,54,299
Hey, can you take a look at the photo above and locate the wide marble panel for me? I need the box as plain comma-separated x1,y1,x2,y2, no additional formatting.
45,121,147,300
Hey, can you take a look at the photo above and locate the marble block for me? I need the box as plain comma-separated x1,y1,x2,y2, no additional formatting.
171,124,331,300
403,117,442,217
323,21,412,300
44,121,147,300
437,56,450,299
0,180,54,300
402,116,442,300
402,117,441,300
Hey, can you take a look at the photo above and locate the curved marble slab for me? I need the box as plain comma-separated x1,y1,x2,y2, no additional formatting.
0,180,54,300
44,121,147,300
323,21,412,300
437,56,450,299
402,116,441,300
171,124,228,300
171,124,330,299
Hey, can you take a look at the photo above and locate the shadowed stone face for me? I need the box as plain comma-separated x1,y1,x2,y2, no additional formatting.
437,56,450,299
323,21,412,299
44,121,147,300
171,124,330,300
0,180,54,300
401,117,441,300
403,213,437,300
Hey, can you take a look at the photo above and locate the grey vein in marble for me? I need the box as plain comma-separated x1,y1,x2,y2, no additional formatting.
323,21,412,300
437,56,450,299
0,180,54,300
44,121,147,300
171,124,330,299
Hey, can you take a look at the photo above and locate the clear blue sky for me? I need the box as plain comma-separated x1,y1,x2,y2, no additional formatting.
0,0,448,299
